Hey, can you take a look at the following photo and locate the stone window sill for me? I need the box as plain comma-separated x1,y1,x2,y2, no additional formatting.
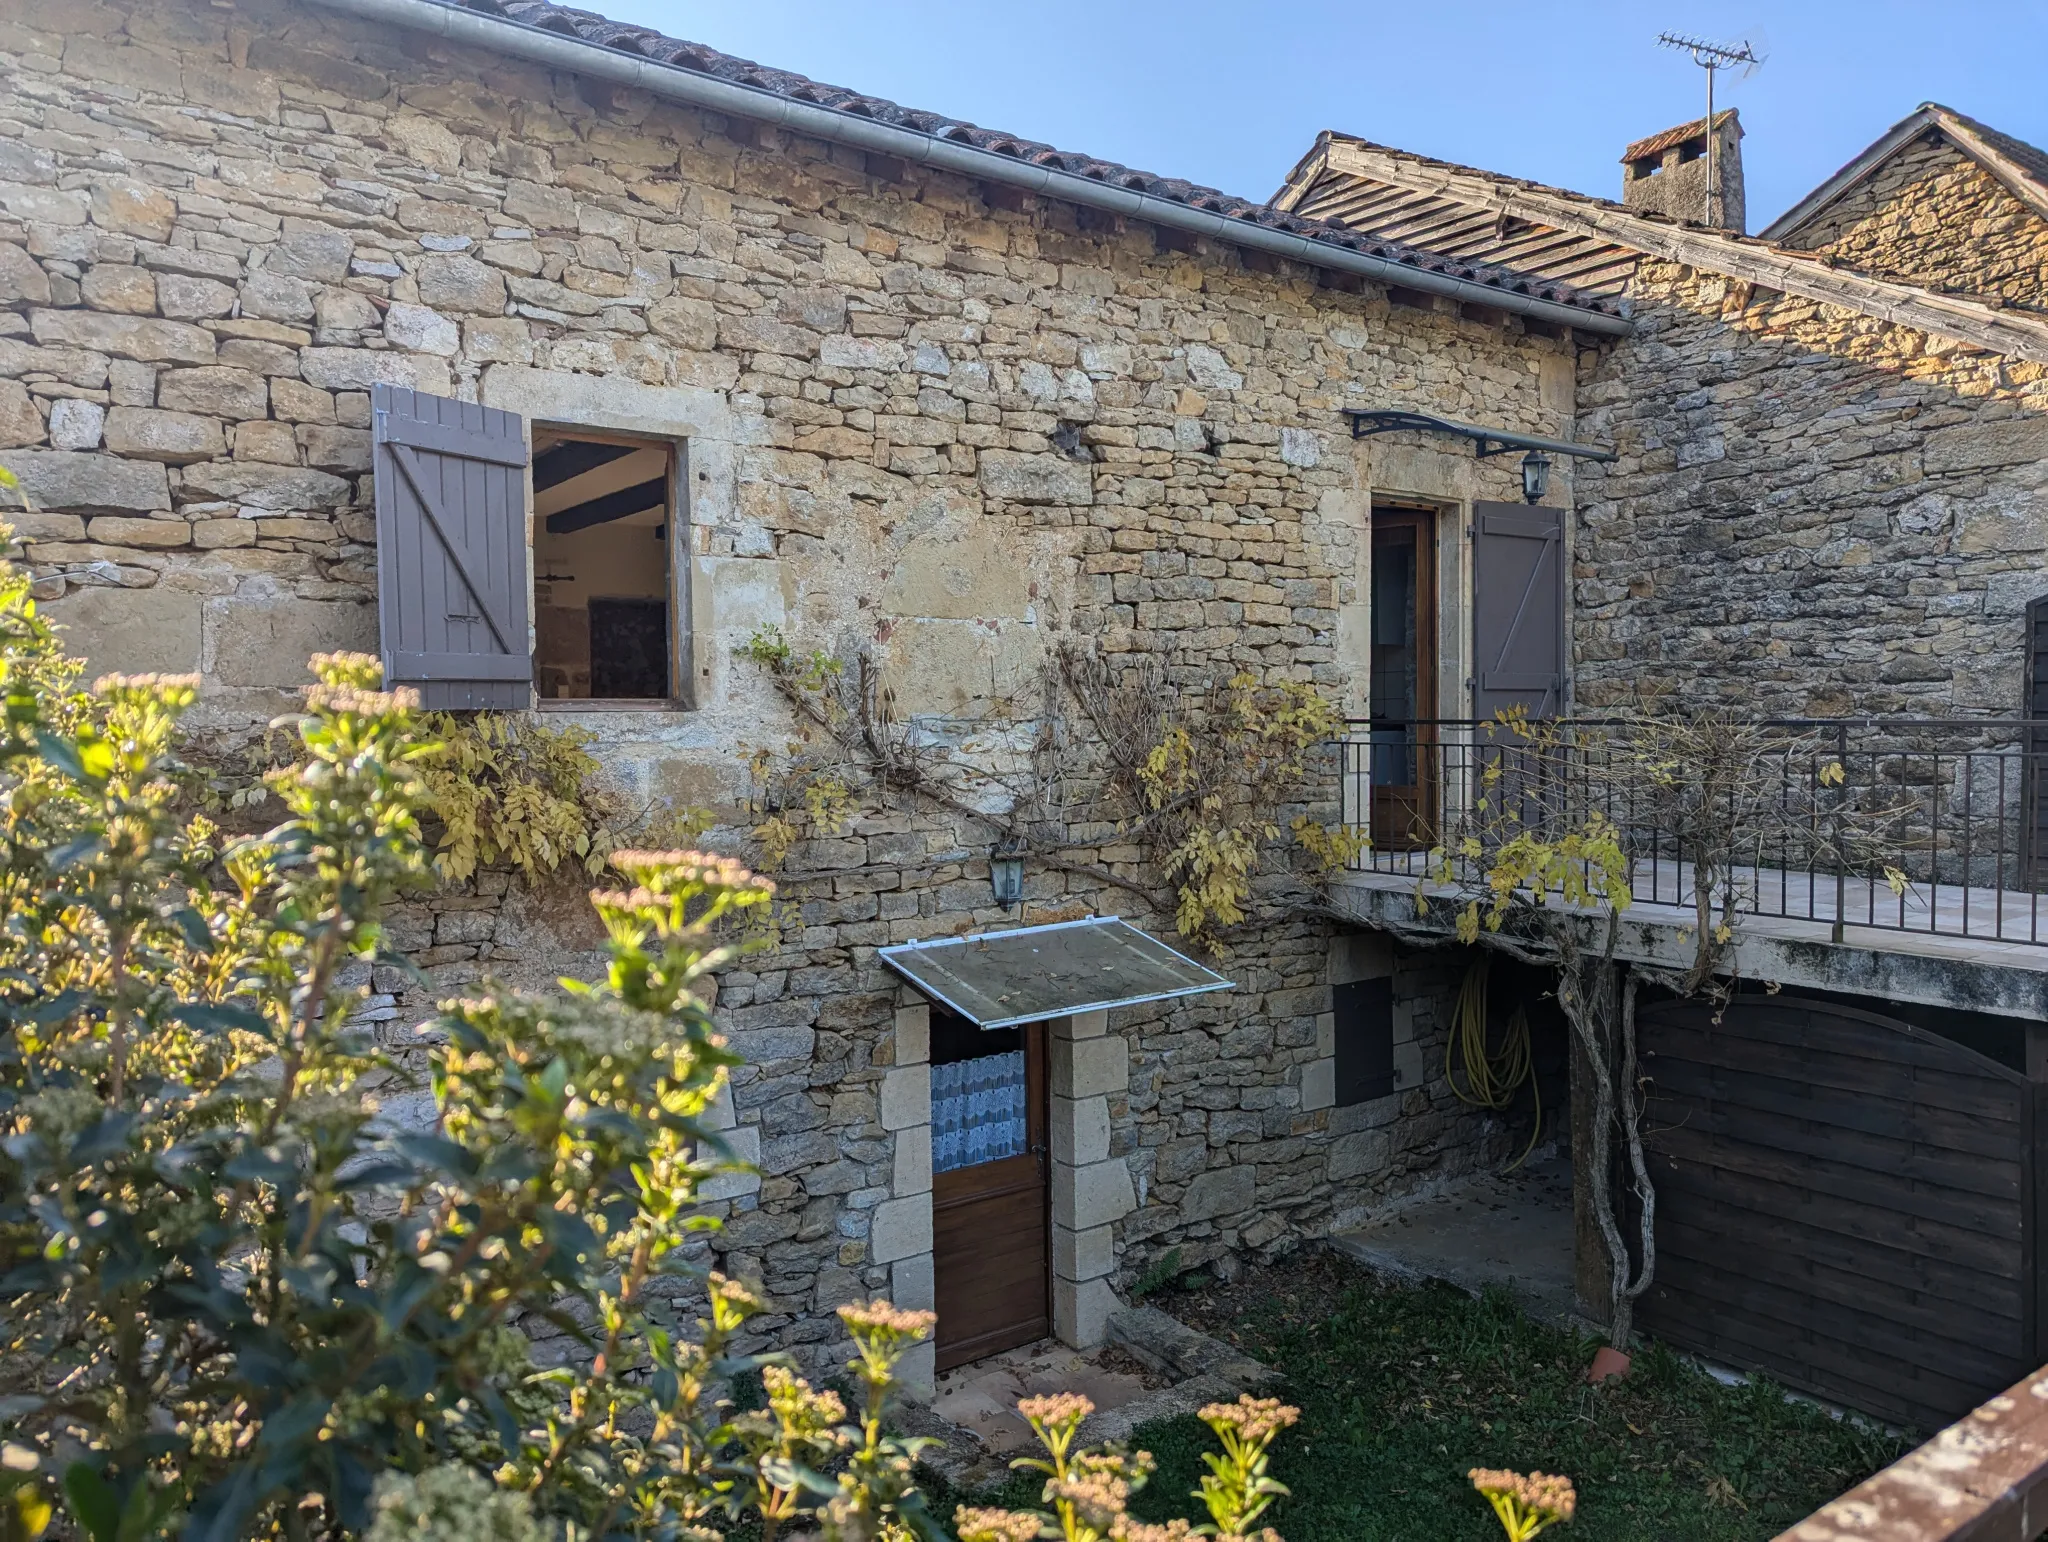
534,698,689,713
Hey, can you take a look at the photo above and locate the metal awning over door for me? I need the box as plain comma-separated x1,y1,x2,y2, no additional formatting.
879,916,1232,1028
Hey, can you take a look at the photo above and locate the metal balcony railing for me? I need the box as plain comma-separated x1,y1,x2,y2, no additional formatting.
1334,717,2048,949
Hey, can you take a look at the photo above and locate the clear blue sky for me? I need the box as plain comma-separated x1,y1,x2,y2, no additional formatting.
588,1,2048,235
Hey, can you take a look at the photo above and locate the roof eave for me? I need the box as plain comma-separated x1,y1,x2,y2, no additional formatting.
1319,139,2048,363
1932,109,2048,227
298,0,1632,334
1268,131,1334,215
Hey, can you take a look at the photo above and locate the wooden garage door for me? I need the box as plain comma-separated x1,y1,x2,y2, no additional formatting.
1638,995,2036,1431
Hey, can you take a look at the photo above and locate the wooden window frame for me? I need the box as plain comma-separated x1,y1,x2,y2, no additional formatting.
530,422,696,714
1367,503,1441,850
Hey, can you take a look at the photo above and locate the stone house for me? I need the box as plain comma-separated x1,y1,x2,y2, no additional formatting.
0,0,1633,1388
8,0,2048,1417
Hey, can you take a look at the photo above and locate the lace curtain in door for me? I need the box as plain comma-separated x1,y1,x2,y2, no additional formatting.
930,1050,1027,1173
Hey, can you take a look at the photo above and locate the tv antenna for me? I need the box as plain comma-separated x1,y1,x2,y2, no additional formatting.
1656,32,1763,229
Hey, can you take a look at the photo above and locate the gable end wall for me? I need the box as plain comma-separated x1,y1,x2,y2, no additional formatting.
1778,133,2048,310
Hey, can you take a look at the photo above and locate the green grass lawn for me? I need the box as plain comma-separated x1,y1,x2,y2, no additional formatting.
1105,1254,1911,1542
940,1251,1911,1542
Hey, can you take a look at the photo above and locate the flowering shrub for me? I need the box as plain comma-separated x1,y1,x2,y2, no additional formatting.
955,1392,1301,1542
1470,1468,1578,1540
0,518,958,1541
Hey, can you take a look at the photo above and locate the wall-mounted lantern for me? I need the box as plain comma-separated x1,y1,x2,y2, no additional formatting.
1340,410,1614,508
990,838,1026,910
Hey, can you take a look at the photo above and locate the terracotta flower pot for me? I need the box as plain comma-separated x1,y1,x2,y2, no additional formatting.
1587,1346,1632,1385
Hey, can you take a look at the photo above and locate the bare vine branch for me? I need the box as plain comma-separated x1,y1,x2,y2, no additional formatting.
733,627,1360,950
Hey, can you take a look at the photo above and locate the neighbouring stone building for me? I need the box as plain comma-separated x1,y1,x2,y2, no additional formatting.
1276,102,2048,716
7,0,2048,1400
1281,100,2048,1433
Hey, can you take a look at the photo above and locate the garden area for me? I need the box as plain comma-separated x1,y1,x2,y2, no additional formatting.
957,1251,1911,1542
0,480,1909,1542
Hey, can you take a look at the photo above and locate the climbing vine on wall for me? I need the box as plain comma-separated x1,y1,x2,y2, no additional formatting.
413,712,630,883
1125,669,1365,939
736,628,862,870
195,711,634,886
735,625,1364,949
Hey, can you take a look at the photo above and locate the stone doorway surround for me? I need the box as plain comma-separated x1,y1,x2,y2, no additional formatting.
876,989,1136,1396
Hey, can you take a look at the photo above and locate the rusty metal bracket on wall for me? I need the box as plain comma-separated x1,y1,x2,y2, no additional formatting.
1341,409,1617,462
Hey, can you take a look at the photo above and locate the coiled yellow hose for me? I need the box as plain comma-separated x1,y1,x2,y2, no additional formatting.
1445,955,1543,1171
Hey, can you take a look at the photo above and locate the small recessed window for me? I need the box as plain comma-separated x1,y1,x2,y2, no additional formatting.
1678,141,1704,165
531,431,676,703
1333,976,1395,1106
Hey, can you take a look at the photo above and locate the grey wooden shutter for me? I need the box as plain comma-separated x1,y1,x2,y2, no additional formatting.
1472,501,1565,720
371,385,532,710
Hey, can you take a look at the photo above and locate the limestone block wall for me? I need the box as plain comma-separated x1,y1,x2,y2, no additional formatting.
1778,135,2048,312
0,0,1576,1370
1572,264,2048,715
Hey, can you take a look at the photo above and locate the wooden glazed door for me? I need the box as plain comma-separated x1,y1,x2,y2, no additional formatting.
1368,507,1438,849
931,1010,1050,1372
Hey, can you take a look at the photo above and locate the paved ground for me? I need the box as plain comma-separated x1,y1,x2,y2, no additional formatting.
928,1339,1160,1456
1328,1154,1581,1328
913,1307,1279,1487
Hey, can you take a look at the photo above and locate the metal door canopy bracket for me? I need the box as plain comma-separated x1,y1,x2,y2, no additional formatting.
1342,409,1617,462
880,915,1233,1029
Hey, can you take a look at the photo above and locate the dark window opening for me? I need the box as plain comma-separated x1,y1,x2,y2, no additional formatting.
588,598,669,698
1333,976,1395,1106
932,1003,1022,1066
1677,141,1704,164
1631,157,1661,180
532,430,675,702
1368,507,1438,849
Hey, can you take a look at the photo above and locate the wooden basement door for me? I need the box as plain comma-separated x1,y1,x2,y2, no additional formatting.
930,1007,1050,1371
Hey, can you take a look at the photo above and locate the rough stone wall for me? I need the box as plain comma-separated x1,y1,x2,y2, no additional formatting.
1778,133,2048,311
1573,262,2048,716
0,0,1566,1366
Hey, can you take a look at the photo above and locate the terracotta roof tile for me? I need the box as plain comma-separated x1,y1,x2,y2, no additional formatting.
1622,110,1740,165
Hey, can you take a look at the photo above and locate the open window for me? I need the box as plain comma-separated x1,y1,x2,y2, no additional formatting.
370,385,689,712
531,429,677,704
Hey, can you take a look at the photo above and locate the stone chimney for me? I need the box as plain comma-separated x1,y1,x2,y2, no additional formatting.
1621,109,1744,232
